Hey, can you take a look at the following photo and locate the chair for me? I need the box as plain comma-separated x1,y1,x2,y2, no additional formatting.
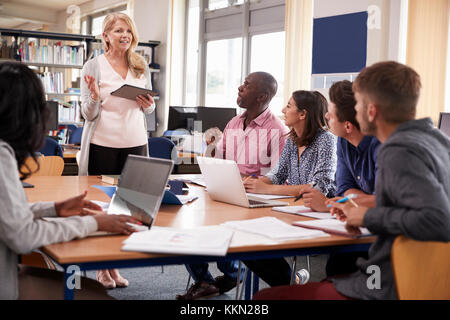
20,155,64,270
22,156,65,176
39,137,63,158
391,235,450,300
68,127,83,145
148,137,177,161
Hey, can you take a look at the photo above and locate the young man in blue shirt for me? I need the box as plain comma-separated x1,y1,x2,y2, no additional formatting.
301,80,380,276
302,80,379,211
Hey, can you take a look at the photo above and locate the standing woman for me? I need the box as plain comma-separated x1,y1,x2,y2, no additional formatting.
80,13,155,288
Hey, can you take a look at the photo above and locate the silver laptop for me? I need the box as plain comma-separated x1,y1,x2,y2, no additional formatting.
196,156,288,208
107,155,174,228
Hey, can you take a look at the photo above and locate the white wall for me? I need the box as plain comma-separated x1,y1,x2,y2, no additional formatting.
132,0,172,136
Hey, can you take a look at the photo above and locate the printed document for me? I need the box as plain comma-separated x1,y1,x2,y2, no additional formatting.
221,217,329,241
272,205,334,219
122,226,233,256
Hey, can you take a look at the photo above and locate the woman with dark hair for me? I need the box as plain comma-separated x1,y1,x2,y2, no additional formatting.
0,62,140,300
244,90,337,198
241,90,337,288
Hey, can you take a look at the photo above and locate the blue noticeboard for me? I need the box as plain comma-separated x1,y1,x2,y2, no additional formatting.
312,11,368,74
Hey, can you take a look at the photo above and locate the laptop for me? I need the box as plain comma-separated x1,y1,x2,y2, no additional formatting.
196,156,288,208
107,155,174,229
438,112,450,137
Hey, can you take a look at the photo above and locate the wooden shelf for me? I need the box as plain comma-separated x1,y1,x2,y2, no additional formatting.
24,61,84,69
46,92,81,97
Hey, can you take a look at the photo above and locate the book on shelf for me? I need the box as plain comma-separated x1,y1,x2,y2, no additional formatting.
58,100,81,123
18,39,85,66
101,175,120,185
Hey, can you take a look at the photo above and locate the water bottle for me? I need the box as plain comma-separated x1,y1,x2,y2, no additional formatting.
295,269,310,285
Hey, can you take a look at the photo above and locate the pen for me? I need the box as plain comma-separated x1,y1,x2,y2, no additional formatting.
294,182,317,202
327,194,358,207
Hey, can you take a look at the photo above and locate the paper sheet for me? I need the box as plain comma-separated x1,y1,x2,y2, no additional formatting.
246,193,295,200
122,225,233,256
221,217,329,241
272,205,334,219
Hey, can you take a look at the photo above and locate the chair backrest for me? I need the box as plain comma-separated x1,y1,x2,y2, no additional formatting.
68,127,83,145
148,137,177,161
39,137,63,157
21,155,64,176
391,235,450,300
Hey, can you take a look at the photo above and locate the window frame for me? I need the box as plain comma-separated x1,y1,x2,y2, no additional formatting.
184,0,285,108
80,4,128,36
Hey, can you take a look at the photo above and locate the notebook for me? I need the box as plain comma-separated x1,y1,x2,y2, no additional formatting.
293,219,372,239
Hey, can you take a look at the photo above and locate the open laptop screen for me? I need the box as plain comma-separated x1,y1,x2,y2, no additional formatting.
438,113,450,137
110,155,173,226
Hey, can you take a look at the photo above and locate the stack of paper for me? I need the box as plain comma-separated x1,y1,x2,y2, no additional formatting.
293,219,373,239
221,217,329,241
122,226,234,256
272,205,334,219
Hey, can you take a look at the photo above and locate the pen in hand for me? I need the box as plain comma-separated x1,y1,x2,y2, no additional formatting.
327,193,358,207
294,182,317,202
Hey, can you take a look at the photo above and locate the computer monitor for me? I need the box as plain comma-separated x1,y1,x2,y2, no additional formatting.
197,107,236,132
45,101,59,131
167,106,199,132
167,106,237,133
438,112,450,137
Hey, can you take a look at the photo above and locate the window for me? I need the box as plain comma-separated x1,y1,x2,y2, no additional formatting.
80,5,128,37
250,31,285,115
184,0,286,113
205,38,243,107
208,0,244,11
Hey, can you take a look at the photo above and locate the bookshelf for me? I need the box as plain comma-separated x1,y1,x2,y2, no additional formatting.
0,28,161,143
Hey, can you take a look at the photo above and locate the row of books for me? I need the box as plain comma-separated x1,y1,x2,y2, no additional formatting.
38,72,65,94
58,100,81,123
0,39,18,60
19,39,85,66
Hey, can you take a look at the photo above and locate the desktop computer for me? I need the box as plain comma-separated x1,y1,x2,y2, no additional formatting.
167,106,236,133
45,101,59,131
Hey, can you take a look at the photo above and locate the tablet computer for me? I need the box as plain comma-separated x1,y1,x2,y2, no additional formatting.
111,84,158,101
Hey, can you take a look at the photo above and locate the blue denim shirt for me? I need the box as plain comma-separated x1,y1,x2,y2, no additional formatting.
335,136,380,196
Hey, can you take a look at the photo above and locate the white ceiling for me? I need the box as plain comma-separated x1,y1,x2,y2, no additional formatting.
1,0,89,11
0,0,91,29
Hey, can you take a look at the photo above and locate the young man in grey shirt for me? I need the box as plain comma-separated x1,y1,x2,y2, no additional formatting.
253,61,450,300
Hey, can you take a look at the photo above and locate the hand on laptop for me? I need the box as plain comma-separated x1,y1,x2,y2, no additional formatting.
93,213,143,235
243,176,269,194
55,191,103,218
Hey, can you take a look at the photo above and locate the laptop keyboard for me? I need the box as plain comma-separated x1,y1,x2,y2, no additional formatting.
248,199,267,206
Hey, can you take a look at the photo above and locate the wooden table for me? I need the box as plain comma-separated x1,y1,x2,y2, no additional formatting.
25,176,374,299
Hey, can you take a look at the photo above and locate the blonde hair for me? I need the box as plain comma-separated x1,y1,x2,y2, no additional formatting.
102,13,146,78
